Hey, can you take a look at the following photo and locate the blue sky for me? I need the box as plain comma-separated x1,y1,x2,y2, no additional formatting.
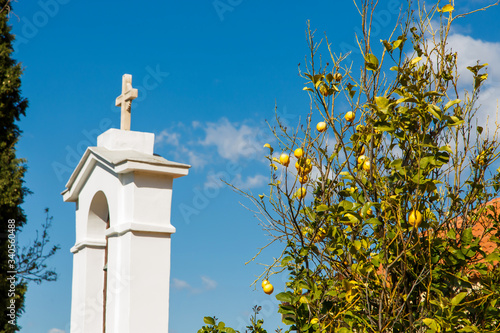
9,0,500,332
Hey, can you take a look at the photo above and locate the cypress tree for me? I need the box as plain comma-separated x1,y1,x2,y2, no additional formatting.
0,1,29,331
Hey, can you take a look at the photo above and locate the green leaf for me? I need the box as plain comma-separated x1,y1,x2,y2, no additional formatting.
316,204,329,212
443,115,464,126
204,317,216,326
339,171,354,180
365,54,379,71
477,126,483,135
303,87,314,92
375,96,390,112
226,328,236,333
447,229,456,239
392,39,402,49
475,73,488,89
281,255,293,266
367,217,382,225
467,63,488,75
338,328,352,333
419,156,434,169
444,99,461,111
347,83,357,98
276,292,293,303
424,91,444,98
339,200,354,211
485,252,500,262
435,151,450,166
439,145,453,154
423,318,440,332
312,74,325,89
451,292,467,306
326,73,334,83
396,96,418,104
353,240,362,251
427,104,442,120
381,39,392,52
461,228,473,246
410,56,422,65
375,121,394,132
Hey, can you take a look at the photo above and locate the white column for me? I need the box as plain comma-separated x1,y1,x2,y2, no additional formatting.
69,244,106,333
104,171,176,332
105,230,174,332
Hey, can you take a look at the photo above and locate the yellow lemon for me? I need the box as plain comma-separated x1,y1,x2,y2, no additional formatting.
316,121,327,132
408,210,422,227
299,296,308,303
310,318,319,325
261,279,270,288
279,153,290,167
363,160,371,172
296,187,307,199
345,111,355,122
263,283,274,295
359,146,365,155
314,227,327,242
294,148,304,158
299,175,308,184
357,155,367,165
334,73,343,81
362,208,373,218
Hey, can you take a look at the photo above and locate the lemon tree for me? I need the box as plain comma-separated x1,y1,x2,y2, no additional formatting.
198,1,500,332
248,1,500,332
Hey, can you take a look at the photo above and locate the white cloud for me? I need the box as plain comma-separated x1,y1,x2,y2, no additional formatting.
201,275,217,290
184,148,208,169
155,129,180,146
48,329,65,333
232,174,268,190
447,33,500,135
172,276,218,293
200,117,265,161
448,33,500,82
172,278,191,290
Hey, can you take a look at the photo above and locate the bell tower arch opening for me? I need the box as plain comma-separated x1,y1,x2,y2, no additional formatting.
87,191,110,333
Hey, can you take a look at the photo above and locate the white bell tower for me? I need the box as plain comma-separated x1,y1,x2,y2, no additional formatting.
62,74,190,333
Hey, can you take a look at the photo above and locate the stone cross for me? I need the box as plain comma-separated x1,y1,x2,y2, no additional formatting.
115,74,138,131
